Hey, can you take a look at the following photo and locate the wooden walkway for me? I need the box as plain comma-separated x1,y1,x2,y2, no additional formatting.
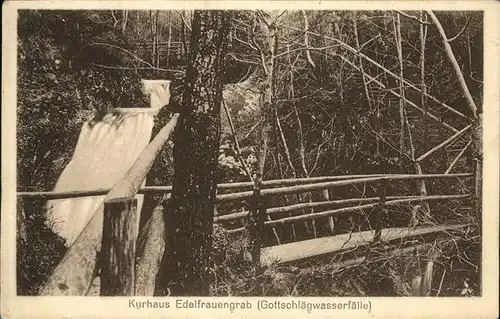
260,223,470,266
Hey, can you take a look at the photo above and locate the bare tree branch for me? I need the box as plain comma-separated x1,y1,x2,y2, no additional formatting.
233,32,258,50
448,14,472,43
426,10,478,118
275,10,288,22
393,12,406,163
274,45,340,59
445,140,472,174
252,12,269,76
395,10,432,25
309,138,328,176
358,34,381,52
121,10,128,34
110,10,120,27
227,52,260,65
281,23,472,121
301,10,315,68
177,10,192,32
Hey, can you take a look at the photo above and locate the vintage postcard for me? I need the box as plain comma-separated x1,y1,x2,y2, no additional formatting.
1,1,499,318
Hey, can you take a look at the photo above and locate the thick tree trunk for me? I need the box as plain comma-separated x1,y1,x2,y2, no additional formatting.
162,10,230,296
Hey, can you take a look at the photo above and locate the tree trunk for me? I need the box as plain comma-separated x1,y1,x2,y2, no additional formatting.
353,16,379,159
121,10,128,35
180,12,187,57
393,13,405,167
420,11,428,151
394,12,431,223
253,11,276,179
150,10,156,66
167,14,173,67
162,10,230,296
155,11,160,69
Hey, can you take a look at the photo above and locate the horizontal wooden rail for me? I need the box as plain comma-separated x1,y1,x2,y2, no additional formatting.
18,188,118,200
214,195,414,222
216,173,472,204
264,194,471,228
21,173,471,203
217,174,389,191
135,42,184,47
39,113,180,296
226,193,471,233
18,174,395,199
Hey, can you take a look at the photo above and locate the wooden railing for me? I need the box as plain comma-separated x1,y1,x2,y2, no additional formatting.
214,173,472,267
19,169,473,296
135,41,185,60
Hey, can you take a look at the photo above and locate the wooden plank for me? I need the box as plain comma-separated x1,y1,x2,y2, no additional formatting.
260,224,471,266
39,114,180,296
100,198,138,296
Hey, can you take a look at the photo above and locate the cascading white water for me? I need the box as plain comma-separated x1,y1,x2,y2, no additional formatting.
45,80,171,246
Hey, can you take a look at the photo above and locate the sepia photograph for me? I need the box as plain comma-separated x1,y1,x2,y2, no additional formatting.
2,2,499,318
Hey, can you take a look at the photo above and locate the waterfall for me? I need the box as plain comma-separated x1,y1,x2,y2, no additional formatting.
45,80,171,246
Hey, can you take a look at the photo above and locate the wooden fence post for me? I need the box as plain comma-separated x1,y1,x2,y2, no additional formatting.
249,177,264,267
17,198,27,243
323,188,335,234
373,179,387,242
472,114,482,228
100,197,138,296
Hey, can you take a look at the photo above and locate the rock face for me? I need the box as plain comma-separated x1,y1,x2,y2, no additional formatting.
222,78,262,135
